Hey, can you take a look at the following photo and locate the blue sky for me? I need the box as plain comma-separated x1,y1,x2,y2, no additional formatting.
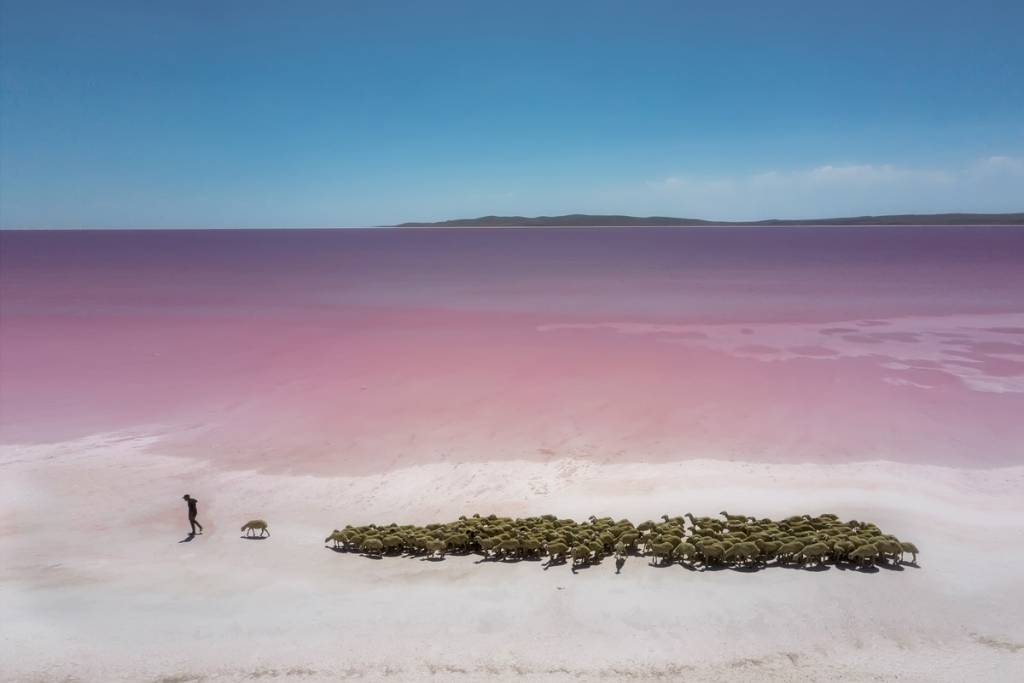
1,1,1022,227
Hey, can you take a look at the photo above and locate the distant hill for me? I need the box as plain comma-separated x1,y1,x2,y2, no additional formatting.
392,212,1024,227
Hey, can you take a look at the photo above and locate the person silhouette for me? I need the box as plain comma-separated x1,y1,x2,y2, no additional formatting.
183,494,203,535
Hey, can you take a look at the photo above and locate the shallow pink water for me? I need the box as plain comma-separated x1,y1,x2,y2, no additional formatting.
2,227,1023,471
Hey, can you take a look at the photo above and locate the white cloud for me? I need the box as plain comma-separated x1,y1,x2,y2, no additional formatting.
638,157,1023,220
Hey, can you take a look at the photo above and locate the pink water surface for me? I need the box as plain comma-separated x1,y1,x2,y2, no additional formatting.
2,227,1023,472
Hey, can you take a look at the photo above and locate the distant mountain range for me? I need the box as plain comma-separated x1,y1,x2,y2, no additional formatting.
393,212,1024,227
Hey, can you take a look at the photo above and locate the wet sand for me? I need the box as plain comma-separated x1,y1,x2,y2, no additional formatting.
3,228,1024,472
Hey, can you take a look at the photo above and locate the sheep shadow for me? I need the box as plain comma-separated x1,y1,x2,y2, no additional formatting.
542,558,567,571
419,556,446,562
179,533,197,543
847,564,880,574
698,564,728,572
728,564,765,573
325,545,346,553
240,535,269,541
647,561,674,569
775,563,830,572
900,561,921,569
875,562,904,572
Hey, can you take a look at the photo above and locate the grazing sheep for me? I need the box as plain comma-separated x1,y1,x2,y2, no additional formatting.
697,540,726,565
874,538,903,564
315,513,916,574
478,536,501,558
241,520,270,537
776,541,804,563
497,538,522,560
831,538,856,562
324,529,344,549
444,532,470,553
520,536,545,558
849,543,880,566
361,537,384,557
546,541,569,564
673,541,698,566
798,542,829,567
571,545,592,567
380,534,404,554
755,539,782,561
424,537,446,559
899,541,920,564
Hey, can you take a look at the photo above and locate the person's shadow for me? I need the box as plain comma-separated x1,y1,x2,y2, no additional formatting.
179,533,197,543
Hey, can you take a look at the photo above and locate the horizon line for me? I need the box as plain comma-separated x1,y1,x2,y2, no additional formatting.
4,211,1024,231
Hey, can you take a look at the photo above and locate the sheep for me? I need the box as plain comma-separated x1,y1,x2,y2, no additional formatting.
520,536,545,558
831,538,856,562
874,538,903,564
241,520,270,537
776,541,804,563
313,513,916,573
324,529,344,549
497,538,521,560
719,511,749,523
381,534,405,554
899,541,920,564
755,539,782,561
616,531,639,553
848,543,880,567
649,541,676,566
685,512,715,528
424,537,446,559
545,541,569,564
361,537,384,557
478,536,501,558
571,545,592,567
797,542,830,567
672,541,698,566
444,532,470,553
724,541,760,567
697,540,726,565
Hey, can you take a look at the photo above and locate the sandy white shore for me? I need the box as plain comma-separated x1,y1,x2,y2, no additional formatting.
2,432,1023,682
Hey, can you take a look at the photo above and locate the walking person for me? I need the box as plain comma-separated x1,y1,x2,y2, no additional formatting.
183,494,203,535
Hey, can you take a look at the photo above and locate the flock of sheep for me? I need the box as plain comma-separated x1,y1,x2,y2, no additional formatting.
305,511,919,570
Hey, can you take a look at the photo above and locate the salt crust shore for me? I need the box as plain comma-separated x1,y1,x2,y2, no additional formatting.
2,432,1023,682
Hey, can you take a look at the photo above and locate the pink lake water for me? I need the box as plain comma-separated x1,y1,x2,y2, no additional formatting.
2,227,1023,472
